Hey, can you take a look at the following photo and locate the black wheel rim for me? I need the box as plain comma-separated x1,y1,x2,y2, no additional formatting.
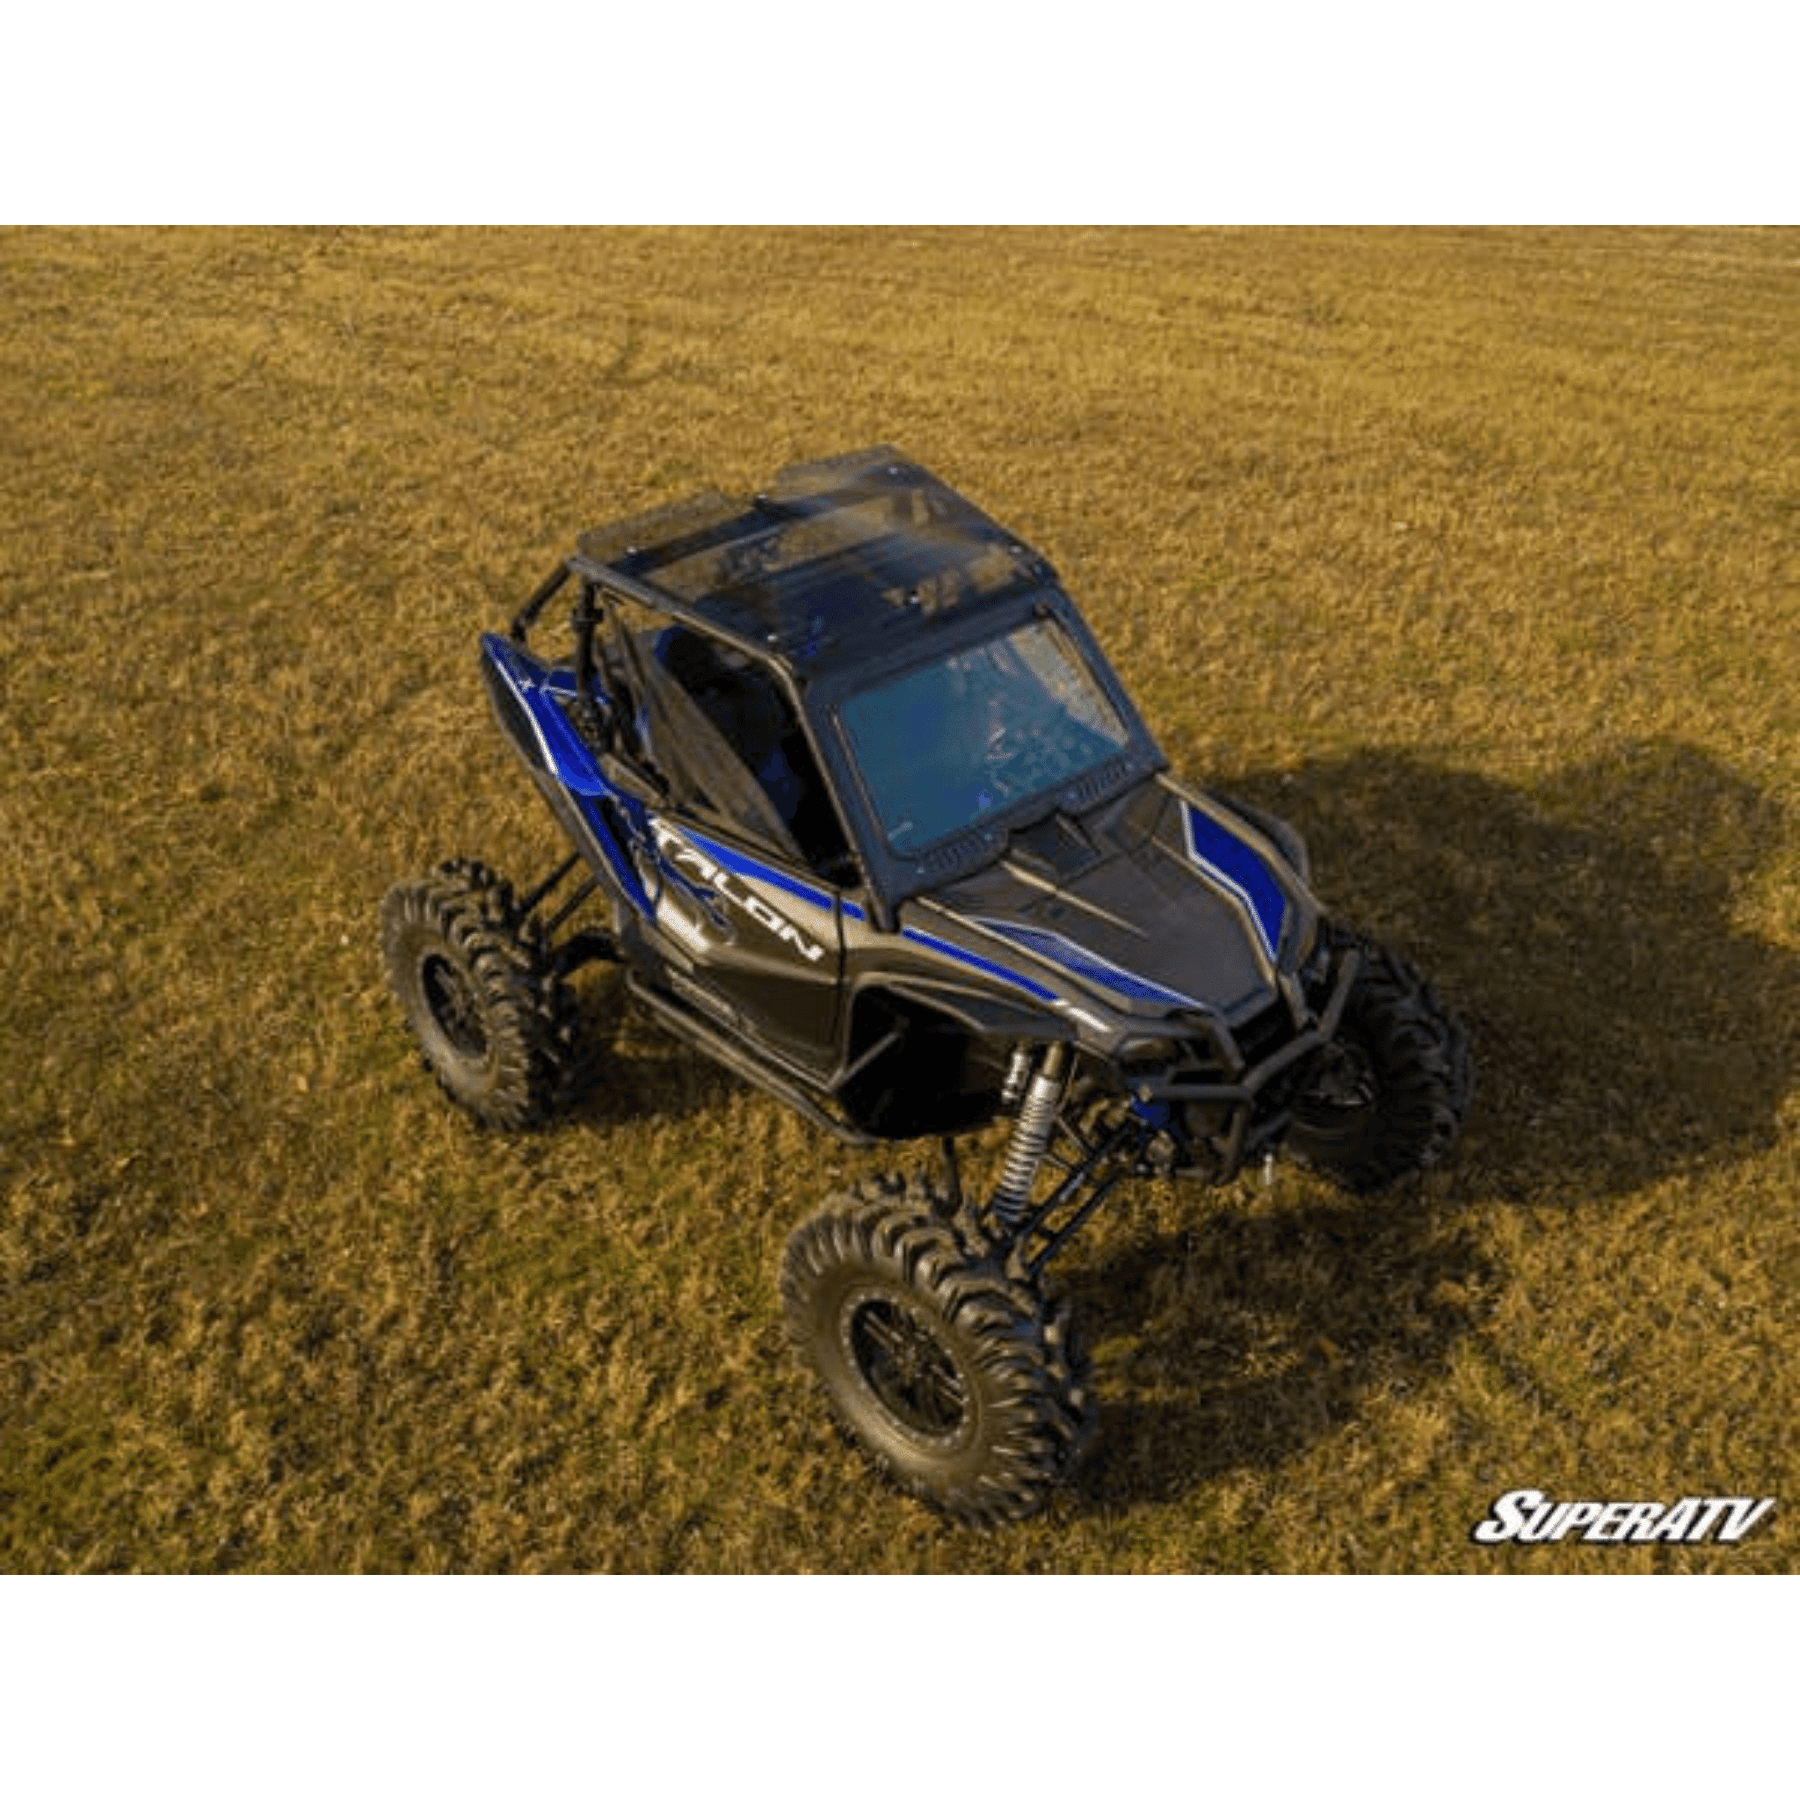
421,953,487,1059
846,1294,971,1441
1292,1037,1377,1142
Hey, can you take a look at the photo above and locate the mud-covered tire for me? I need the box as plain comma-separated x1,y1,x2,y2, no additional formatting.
1287,926,1473,1192
780,1176,1095,1525
380,859,581,1128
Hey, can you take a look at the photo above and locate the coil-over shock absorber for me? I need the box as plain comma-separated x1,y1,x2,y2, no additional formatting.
991,1043,1070,1234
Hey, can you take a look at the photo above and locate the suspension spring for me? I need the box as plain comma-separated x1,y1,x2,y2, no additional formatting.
991,1044,1068,1233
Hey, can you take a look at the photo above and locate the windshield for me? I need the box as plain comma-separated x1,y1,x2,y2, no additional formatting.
837,618,1133,856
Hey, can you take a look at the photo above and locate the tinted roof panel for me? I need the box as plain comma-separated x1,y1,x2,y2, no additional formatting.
575,448,1052,670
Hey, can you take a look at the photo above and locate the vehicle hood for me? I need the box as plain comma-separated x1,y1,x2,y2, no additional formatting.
919,777,1311,1023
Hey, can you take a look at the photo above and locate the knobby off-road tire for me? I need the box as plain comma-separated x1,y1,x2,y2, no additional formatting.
1287,925,1474,1192
380,859,582,1129
780,1175,1095,1525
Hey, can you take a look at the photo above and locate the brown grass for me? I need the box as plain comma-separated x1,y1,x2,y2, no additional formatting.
2,227,1795,1571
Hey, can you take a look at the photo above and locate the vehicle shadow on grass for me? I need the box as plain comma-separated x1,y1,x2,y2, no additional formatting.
1239,738,1799,1205
559,969,744,1132
1063,738,1800,1504
1065,1193,1500,1509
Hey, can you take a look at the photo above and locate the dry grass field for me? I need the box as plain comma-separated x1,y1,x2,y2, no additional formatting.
2,227,1795,1573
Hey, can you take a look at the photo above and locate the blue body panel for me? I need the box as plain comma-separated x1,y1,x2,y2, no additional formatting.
479,632,657,919
1182,801,1291,965
970,919,1203,1011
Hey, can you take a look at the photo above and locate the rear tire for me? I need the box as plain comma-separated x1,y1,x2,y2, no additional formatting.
1287,926,1473,1191
380,859,581,1128
780,1176,1095,1525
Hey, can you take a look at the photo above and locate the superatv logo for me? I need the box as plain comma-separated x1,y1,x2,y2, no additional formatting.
1471,1488,1775,1546
652,823,826,964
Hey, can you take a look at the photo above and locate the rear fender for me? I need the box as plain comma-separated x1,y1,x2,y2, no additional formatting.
480,633,656,918
480,632,610,796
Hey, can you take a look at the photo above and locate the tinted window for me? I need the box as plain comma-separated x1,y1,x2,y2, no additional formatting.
838,619,1131,855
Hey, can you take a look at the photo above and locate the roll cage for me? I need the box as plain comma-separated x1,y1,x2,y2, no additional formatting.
507,449,1166,925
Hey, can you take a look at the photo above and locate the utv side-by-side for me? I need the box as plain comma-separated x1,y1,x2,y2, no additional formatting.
381,446,1473,1524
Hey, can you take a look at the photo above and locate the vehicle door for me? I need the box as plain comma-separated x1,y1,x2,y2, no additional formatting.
616,607,853,1067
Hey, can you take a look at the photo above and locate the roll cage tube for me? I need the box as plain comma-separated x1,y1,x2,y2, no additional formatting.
516,564,886,918
509,559,573,643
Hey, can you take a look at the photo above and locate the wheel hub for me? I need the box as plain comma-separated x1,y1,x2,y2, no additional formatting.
846,1294,970,1441
1304,1037,1376,1111
421,953,488,1058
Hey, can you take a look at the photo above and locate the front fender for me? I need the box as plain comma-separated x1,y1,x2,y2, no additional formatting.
858,975,1075,1046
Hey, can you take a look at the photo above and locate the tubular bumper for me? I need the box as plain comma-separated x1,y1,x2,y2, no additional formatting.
1129,947,1362,1181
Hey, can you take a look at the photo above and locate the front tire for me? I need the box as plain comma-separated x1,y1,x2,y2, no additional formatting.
780,1177,1094,1525
380,859,581,1128
1287,926,1473,1191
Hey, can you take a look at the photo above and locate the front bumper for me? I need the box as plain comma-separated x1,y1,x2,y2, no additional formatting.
1124,946,1362,1180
